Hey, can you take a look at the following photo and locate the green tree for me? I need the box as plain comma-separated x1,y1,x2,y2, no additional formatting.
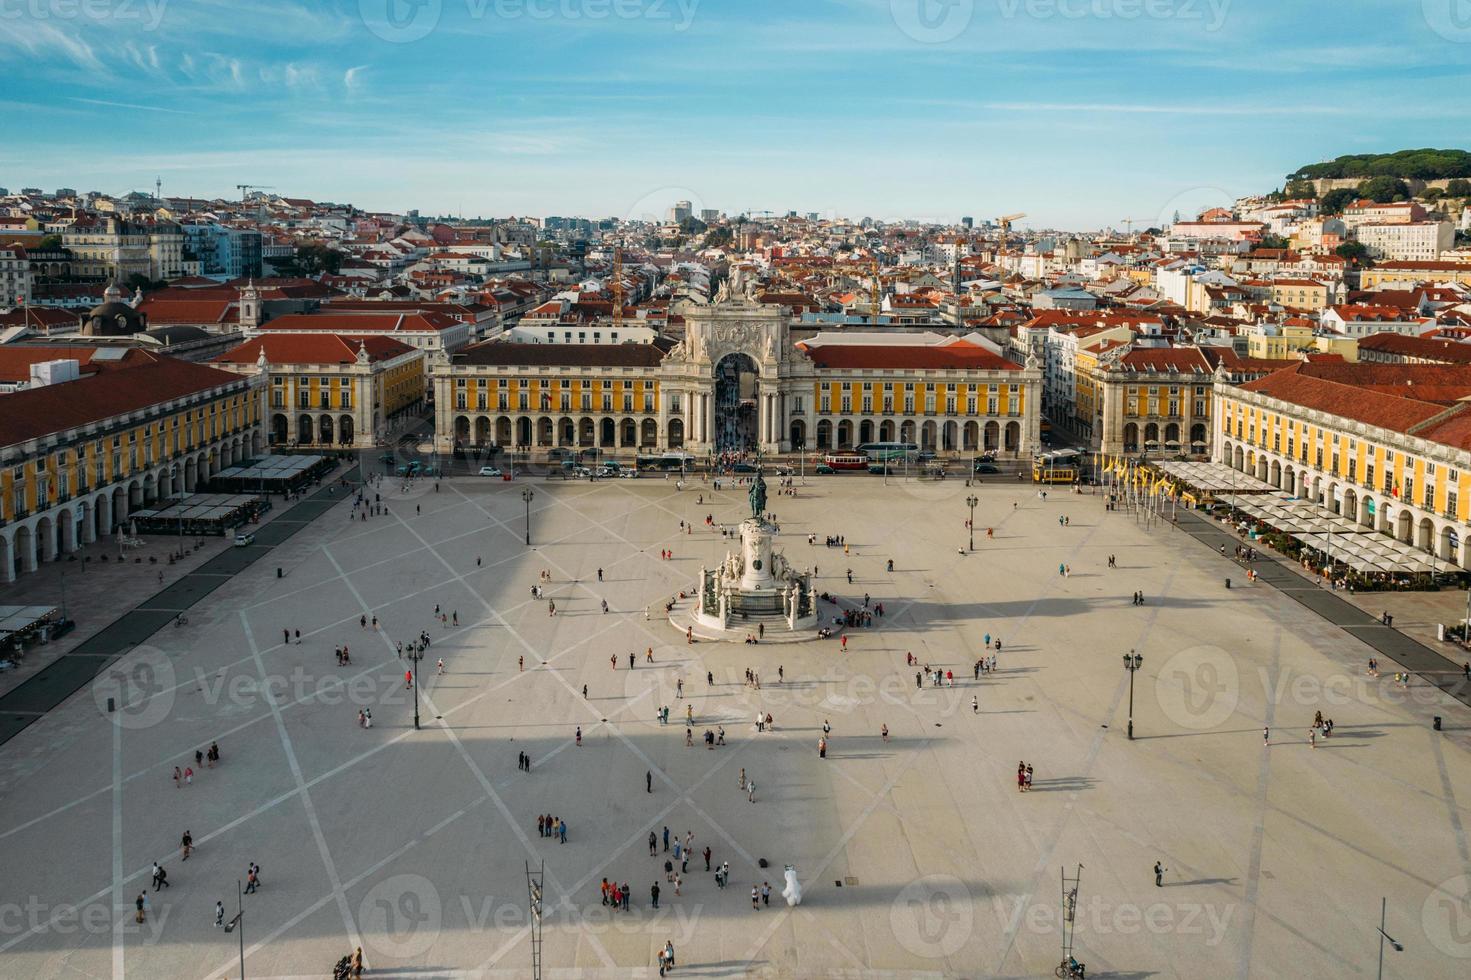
1335,241,1370,264
123,272,166,293
1357,176,1411,203
1319,188,1358,214
1446,178,1471,198
1258,234,1289,250
1284,179,1316,199
37,233,63,251
273,243,344,276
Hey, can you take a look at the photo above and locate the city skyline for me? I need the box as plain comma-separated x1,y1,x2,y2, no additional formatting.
3,0,1470,227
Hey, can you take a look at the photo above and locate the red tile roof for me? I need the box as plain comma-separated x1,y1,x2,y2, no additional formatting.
1238,362,1471,444
801,342,1018,371
0,358,248,447
0,346,158,383
254,311,462,334
214,334,417,365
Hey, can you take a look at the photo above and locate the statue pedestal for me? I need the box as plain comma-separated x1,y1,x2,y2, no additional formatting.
738,519,776,591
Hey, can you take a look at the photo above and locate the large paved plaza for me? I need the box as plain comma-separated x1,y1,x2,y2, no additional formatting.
2,469,1471,978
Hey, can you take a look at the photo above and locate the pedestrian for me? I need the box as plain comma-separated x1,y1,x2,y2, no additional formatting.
184,765,193,786
703,846,712,871
762,881,771,905
664,825,670,851
437,658,444,675
1154,861,1165,887
752,885,760,910
405,669,413,689
214,900,225,928
135,892,146,924
173,766,181,789
538,814,545,838
651,882,660,909
972,695,979,714
575,726,582,747
519,655,524,672
748,780,756,803
881,723,889,741
649,831,658,856
1263,726,1269,746
598,568,604,581
181,829,193,861
647,770,653,793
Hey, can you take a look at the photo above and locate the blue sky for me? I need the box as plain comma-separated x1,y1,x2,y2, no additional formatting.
1,0,1468,229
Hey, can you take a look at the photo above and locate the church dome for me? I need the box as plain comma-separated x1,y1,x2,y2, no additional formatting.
82,283,147,336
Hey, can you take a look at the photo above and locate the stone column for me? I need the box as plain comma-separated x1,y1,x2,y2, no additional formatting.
697,567,707,616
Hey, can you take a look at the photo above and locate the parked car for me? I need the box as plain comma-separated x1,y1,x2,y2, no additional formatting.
732,462,757,473
478,466,503,477
974,463,1000,475
378,452,396,463
815,463,836,475
233,531,256,547
397,461,421,476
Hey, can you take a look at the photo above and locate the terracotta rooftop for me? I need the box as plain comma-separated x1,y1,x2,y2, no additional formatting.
214,334,417,365
0,358,248,448
1238,362,1471,446
801,342,1018,371
454,338,674,369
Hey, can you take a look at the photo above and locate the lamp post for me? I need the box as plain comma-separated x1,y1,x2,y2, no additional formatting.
521,486,534,546
966,494,978,552
222,878,245,979
1376,896,1403,979
409,644,424,730
1122,650,1143,740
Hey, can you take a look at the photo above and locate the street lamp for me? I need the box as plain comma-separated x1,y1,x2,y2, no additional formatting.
1122,650,1144,740
409,644,424,730
222,878,245,979
1376,896,1403,980
966,495,979,552
521,486,534,546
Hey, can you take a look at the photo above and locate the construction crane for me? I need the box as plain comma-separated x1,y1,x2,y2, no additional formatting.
612,246,623,332
1119,218,1149,235
236,184,274,202
997,212,1026,233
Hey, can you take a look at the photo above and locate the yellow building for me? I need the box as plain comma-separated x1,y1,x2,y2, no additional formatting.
213,334,426,448
1269,279,1330,311
1247,322,1315,360
433,303,1043,457
0,357,262,582
1359,261,1471,289
1215,361,1471,568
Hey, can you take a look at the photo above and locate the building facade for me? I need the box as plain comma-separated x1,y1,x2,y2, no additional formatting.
1213,361,1471,570
213,335,426,448
0,360,264,582
432,297,1042,457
